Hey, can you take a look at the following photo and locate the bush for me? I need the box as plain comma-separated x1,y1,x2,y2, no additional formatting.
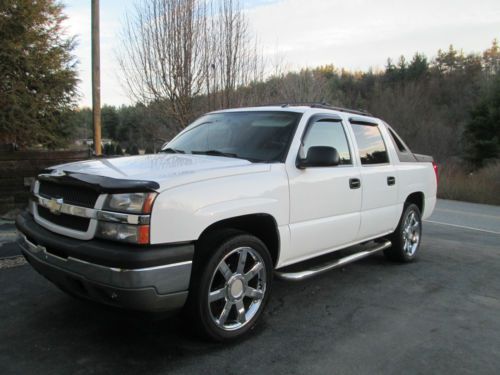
115,144,124,155
130,144,139,155
103,143,114,155
145,145,154,154
438,161,500,205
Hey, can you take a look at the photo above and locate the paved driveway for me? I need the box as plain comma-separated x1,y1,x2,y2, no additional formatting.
1,200,499,374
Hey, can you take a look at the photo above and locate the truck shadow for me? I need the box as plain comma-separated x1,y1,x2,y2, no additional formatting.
11,250,415,373
20,287,268,373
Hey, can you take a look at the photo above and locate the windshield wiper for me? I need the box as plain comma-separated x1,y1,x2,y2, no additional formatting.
191,150,241,159
161,147,185,154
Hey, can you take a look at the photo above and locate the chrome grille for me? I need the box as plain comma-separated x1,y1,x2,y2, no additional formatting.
37,206,90,232
38,181,99,208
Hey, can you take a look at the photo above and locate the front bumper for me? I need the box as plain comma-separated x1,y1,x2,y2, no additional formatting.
16,212,194,312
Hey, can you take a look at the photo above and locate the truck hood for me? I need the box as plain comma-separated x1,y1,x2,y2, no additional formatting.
51,154,271,192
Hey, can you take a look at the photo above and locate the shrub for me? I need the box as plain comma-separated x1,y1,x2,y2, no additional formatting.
115,144,124,155
103,143,114,155
130,144,139,155
438,160,500,205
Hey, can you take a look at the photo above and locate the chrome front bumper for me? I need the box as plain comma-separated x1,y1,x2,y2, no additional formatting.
18,234,192,312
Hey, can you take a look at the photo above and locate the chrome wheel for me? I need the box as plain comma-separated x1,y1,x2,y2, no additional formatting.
208,246,267,331
402,210,421,256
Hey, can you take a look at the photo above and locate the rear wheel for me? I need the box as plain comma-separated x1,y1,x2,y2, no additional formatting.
384,203,422,262
187,231,273,341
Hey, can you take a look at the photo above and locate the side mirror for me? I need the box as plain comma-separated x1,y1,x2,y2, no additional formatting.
297,146,340,168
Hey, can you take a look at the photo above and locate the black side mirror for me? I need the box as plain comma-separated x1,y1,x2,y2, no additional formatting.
297,146,340,168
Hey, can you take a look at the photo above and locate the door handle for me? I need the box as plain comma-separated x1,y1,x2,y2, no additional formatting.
349,178,361,189
387,176,396,186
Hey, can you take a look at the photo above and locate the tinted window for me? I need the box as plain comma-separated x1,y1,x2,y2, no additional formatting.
165,111,302,162
303,120,351,164
388,127,407,153
351,124,389,165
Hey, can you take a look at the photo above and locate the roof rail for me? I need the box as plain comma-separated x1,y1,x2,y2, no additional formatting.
276,102,372,117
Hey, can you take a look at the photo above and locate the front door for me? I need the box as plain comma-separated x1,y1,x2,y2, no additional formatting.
286,115,362,264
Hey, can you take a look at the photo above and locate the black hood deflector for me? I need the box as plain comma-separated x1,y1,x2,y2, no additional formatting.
38,170,160,193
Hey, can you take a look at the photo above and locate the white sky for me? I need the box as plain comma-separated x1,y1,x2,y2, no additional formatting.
63,0,500,107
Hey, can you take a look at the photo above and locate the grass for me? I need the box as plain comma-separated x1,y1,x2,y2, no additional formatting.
438,161,500,205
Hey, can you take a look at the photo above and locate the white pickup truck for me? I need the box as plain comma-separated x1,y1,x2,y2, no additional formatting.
16,104,438,341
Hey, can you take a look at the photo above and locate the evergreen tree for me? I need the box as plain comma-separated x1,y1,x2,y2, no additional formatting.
103,143,115,156
483,39,500,75
102,105,120,140
407,53,429,80
0,0,78,148
115,144,124,155
384,58,398,83
130,144,139,155
463,77,500,166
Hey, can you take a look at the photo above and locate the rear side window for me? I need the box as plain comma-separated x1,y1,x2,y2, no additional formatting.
351,124,389,165
303,120,352,164
387,127,407,153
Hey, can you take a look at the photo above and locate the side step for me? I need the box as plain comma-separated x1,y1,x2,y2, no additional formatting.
275,240,392,281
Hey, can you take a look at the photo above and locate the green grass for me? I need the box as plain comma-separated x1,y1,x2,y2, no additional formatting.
438,161,500,205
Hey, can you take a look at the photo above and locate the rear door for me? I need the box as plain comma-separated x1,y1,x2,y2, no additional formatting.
348,118,399,240
286,114,362,263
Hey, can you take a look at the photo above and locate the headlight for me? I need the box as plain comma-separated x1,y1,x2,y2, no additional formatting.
103,192,157,214
97,192,156,244
96,222,150,244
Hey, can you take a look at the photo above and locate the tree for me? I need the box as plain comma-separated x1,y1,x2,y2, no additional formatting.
463,77,500,166
275,68,330,104
103,143,114,156
483,39,500,75
115,144,124,155
407,53,429,80
130,144,139,155
118,0,209,130
118,0,261,131
434,45,463,74
66,108,92,140
0,0,78,148
102,105,120,140
206,0,263,109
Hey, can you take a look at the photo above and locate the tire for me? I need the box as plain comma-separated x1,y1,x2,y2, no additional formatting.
384,203,422,262
186,230,273,342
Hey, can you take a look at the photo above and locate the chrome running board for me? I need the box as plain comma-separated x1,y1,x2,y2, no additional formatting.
275,240,392,281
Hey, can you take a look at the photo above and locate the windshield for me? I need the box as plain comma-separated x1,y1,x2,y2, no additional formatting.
163,111,302,163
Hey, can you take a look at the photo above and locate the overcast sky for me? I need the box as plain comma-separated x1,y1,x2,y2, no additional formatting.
63,0,500,107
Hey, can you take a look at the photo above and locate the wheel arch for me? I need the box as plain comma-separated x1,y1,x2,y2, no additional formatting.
196,213,281,268
405,191,425,215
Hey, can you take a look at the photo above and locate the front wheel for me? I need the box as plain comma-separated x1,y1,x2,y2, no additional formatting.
187,231,273,341
384,203,422,262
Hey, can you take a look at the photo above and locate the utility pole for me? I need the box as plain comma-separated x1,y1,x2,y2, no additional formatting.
91,0,102,156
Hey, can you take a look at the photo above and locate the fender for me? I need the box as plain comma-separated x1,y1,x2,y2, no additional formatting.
195,197,279,218
149,165,289,245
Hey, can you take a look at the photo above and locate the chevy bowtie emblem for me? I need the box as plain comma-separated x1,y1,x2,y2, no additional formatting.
47,197,64,215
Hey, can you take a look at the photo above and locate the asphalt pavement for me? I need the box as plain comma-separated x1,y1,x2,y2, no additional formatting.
0,200,499,374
